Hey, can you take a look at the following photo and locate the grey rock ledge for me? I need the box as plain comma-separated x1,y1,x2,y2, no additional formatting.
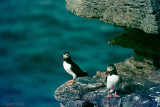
66,0,160,34
54,69,160,107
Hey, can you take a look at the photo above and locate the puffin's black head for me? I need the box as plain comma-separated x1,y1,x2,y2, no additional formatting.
63,52,71,61
106,64,117,75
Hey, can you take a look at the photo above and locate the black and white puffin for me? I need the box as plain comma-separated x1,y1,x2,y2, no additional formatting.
63,52,88,86
105,64,122,98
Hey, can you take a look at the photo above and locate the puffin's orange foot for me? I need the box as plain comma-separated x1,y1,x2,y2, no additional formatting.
106,94,112,98
113,91,120,97
67,80,74,86
113,94,120,97
67,80,74,83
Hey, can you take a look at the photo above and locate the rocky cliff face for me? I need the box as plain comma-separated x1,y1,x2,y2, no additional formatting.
109,28,160,70
66,0,160,34
54,0,160,106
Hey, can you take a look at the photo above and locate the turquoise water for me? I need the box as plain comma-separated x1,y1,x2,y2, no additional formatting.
0,0,133,107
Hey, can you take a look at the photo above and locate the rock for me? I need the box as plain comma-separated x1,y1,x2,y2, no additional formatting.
54,69,160,106
93,71,106,81
108,28,160,55
54,77,105,106
66,0,160,34
60,100,94,107
109,28,160,70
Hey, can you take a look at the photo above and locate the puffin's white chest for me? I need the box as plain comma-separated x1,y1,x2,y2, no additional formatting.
107,74,121,90
63,61,76,79
63,61,71,71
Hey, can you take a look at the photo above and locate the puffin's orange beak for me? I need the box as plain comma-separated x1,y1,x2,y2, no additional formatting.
106,70,108,75
63,57,64,61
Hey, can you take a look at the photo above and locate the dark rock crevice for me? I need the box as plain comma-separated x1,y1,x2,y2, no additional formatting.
109,28,160,70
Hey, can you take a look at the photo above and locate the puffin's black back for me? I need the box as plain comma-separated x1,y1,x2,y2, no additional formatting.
69,60,88,77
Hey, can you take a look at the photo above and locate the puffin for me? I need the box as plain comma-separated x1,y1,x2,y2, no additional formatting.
63,52,88,86
105,64,122,98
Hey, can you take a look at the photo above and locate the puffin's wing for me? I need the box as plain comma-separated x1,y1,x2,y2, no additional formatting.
71,61,88,77
105,76,107,83
120,76,122,83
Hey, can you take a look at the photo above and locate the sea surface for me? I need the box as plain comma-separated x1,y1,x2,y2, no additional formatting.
0,0,133,107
